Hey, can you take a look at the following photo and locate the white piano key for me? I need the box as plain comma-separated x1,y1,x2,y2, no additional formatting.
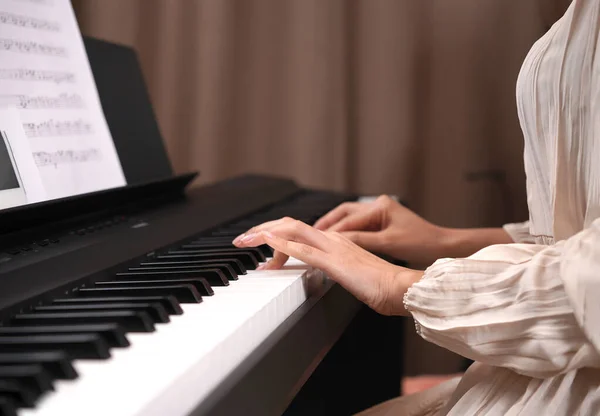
22,259,325,416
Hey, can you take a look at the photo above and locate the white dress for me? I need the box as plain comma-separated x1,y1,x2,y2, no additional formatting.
369,0,600,414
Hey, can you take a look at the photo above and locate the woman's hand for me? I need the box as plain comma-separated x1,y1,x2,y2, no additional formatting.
314,195,514,266
233,217,423,316
314,195,448,266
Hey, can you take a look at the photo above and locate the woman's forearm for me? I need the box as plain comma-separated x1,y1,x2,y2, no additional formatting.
439,227,514,259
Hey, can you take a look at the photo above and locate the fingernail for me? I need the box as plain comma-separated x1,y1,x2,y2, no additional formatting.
233,234,245,244
257,262,271,270
240,233,256,243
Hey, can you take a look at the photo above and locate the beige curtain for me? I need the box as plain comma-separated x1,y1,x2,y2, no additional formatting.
73,0,569,228
72,0,570,375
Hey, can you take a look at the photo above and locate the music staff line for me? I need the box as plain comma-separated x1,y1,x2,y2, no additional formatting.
0,38,67,57
33,148,102,168
0,93,85,110
0,68,75,84
0,11,60,32
23,119,94,138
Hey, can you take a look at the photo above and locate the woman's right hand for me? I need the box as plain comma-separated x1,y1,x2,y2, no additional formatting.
314,195,449,266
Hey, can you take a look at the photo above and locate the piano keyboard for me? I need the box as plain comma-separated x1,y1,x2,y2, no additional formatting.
0,192,351,416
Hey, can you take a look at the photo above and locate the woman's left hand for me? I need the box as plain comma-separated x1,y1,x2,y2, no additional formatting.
232,217,423,316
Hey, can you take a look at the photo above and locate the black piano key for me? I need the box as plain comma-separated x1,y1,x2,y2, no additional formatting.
140,259,246,275
76,285,204,303
210,230,239,237
12,311,154,334
0,324,129,349
129,263,239,281
157,252,258,269
0,397,17,416
170,247,267,263
34,303,170,324
182,243,273,257
260,244,275,256
0,365,53,397
0,334,110,360
116,269,229,286
0,381,37,408
0,352,77,380
53,296,183,315
95,279,214,296
191,236,243,245
184,242,236,248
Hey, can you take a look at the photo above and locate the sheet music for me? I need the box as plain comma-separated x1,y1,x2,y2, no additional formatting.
0,0,125,203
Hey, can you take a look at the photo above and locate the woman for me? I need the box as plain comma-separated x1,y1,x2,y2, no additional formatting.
234,0,600,414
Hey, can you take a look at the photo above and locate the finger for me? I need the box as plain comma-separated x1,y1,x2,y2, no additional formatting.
232,217,291,244
313,202,361,230
257,250,289,270
263,232,381,306
261,231,329,270
328,210,378,233
341,231,386,252
234,219,331,252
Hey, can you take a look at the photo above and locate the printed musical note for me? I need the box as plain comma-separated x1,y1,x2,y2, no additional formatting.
0,38,67,57
0,11,59,32
23,119,93,138
0,93,85,110
33,148,102,168
0,68,75,84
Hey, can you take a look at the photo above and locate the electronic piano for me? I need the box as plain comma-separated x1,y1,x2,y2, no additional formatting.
0,37,403,416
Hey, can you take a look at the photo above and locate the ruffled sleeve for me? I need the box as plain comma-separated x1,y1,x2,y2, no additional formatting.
502,220,536,243
404,218,600,379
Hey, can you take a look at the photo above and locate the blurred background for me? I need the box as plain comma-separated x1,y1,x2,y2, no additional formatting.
72,0,571,383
